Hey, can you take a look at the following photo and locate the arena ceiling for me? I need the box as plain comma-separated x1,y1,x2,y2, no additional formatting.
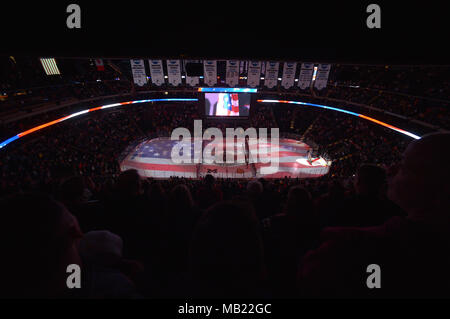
2,2,448,65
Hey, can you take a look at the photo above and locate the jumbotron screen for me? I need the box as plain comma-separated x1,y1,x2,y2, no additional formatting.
205,93,251,117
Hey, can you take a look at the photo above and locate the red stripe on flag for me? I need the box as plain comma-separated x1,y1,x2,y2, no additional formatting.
122,160,197,173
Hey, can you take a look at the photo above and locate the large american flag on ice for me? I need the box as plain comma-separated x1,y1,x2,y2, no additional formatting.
120,138,330,179
251,139,329,178
121,139,197,178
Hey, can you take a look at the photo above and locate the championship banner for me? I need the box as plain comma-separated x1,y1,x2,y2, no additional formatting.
94,59,104,71
247,61,261,88
298,63,314,90
167,60,182,86
149,60,165,86
203,60,217,87
281,62,297,89
130,59,147,86
314,64,331,90
184,59,200,87
226,60,239,87
264,61,279,89
186,75,199,86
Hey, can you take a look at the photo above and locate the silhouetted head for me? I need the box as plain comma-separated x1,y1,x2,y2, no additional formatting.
116,169,142,197
189,201,265,297
246,180,263,198
204,174,215,186
0,192,83,298
388,133,450,224
147,181,165,199
169,184,194,213
285,185,313,217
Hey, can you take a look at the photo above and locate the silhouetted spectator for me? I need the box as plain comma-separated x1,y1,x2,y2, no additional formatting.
316,180,347,228
58,176,104,232
196,174,222,209
246,180,265,219
188,201,267,298
155,184,202,297
105,170,150,262
332,164,405,227
78,230,142,298
115,169,142,199
298,133,450,298
265,186,319,297
164,184,201,270
0,192,83,298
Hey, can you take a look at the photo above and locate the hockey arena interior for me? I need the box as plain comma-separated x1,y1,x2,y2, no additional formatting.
0,57,449,298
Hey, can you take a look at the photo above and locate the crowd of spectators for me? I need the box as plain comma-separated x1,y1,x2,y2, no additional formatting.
303,111,410,177
0,102,201,194
328,64,450,101
0,80,131,114
1,132,449,298
320,85,450,129
0,96,424,196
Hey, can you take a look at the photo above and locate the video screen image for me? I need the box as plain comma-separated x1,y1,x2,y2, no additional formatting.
205,93,251,117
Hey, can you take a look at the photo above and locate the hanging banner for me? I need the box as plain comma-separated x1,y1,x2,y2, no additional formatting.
186,75,199,87
298,63,314,90
167,60,182,86
94,59,104,71
247,61,261,88
185,59,200,86
281,62,297,89
264,61,279,89
149,60,164,86
130,59,147,86
226,60,239,87
314,64,331,90
203,60,217,87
